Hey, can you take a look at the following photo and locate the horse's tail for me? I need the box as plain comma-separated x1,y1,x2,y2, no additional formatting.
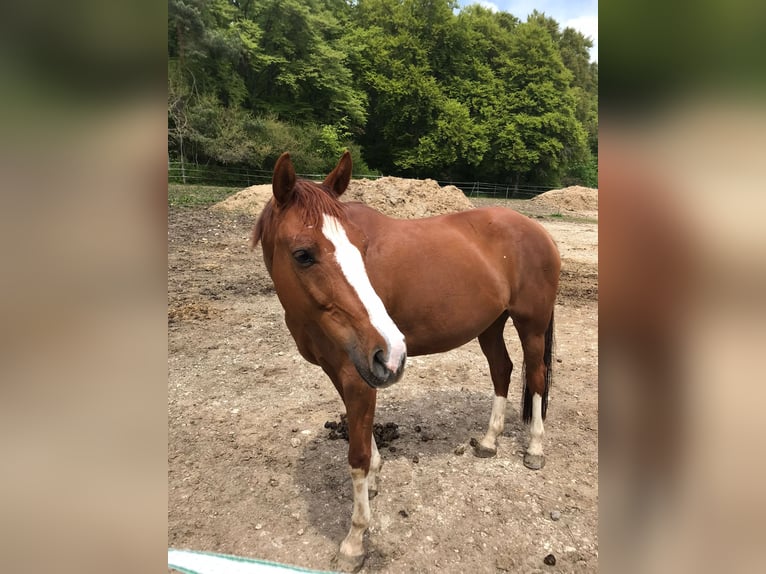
522,310,555,423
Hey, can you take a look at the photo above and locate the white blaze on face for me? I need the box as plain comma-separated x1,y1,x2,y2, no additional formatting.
321,215,406,371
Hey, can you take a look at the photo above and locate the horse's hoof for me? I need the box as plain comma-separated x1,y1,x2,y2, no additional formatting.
333,551,365,573
523,453,545,470
471,441,497,458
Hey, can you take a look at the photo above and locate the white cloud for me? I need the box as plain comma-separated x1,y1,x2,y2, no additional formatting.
564,15,598,62
475,1,500,12
459,1,598,62
564,15,597,41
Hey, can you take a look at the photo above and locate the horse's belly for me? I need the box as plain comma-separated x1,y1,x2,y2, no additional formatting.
405,329,490,356
392,293,507,356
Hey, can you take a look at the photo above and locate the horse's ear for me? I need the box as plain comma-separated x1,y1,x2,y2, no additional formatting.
272,152,296,206
323,150,352,197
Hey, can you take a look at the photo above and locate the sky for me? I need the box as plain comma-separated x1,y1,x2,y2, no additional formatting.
458,0,598,62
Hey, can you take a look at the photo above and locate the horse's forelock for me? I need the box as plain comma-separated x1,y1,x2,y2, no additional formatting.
291,179,348,227
250,180,347,251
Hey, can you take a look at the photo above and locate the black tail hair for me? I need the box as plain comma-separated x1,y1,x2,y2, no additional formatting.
522,311,555,423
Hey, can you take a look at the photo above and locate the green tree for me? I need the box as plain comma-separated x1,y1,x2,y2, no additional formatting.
558,26,598,159
168,0,270,164
486,17,588,187
167,0,597,187
168,0,367,172
248,0,366,129
350,0,489,176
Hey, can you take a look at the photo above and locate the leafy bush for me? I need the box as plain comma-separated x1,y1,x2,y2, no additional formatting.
562,153,598,188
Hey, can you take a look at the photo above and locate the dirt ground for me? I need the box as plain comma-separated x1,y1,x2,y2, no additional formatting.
168,186,598,573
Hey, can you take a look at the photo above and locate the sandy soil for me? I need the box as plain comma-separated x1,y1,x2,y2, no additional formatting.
530,187,598,220
168,187,598,573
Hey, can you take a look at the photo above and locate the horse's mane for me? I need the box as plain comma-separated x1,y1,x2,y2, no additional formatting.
250,179,348,249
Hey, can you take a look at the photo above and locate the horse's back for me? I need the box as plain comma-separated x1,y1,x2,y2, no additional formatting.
349,204,559,282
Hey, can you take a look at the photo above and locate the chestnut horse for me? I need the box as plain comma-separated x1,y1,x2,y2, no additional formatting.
252,152,560,571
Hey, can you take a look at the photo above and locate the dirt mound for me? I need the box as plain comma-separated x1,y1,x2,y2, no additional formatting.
211,184,273,217
530,186,598,217
343,176,472,218
212,177,472,219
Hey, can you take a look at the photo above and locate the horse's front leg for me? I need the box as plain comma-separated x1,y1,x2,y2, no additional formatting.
368,434,381,498
334,374,377,573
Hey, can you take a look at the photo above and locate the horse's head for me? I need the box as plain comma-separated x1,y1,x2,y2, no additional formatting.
253,151,406,389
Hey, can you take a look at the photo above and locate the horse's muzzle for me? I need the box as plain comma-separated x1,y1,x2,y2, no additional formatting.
354,346,406,389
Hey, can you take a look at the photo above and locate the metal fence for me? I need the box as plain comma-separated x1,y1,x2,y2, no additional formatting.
440,180,556,200
168,161,555,199
168,161,386,188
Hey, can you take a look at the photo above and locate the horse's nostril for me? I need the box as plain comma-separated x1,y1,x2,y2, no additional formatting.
359,347,405,389
372,349,388,378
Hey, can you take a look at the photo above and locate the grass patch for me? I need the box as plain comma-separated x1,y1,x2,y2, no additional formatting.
168,184,241,207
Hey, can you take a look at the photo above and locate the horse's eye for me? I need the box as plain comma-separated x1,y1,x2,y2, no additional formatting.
292,249,315,267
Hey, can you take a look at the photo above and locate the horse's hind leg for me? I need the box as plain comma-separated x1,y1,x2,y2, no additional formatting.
516,314,554,470
473,313,513,458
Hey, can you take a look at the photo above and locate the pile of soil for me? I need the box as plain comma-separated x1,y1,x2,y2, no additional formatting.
530,186,598,217
343,177,472,218
212,177,472,219
211,184,273,217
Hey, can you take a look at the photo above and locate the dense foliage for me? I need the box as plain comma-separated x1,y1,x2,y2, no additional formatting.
168,0,597,187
